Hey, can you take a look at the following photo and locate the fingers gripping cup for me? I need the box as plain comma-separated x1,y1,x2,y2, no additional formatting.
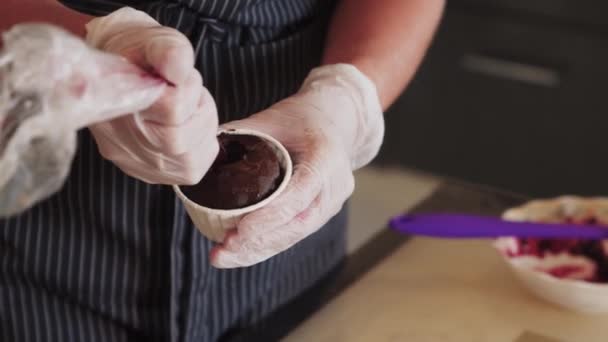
173,129,292,242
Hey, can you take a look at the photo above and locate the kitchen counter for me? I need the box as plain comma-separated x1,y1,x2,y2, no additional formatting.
225,180,608,342
282,181,608,342
284,237,608,342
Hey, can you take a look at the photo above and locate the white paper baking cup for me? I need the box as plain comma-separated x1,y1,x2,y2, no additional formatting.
494,197,608,314
174,128,292,242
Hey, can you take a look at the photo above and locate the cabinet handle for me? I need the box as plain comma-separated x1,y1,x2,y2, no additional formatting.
460,54,560,87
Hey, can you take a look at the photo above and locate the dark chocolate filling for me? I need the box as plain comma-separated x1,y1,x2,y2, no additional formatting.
181,133,284,210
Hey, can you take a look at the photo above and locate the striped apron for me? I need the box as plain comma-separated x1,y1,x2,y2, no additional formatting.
0,1,346,341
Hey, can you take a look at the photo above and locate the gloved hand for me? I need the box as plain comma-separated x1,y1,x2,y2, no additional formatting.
211,64,385,268
0,23,167,217
85,7,219,184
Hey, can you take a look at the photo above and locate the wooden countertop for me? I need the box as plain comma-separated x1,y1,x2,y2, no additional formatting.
284,237,608,342
228,181,608,341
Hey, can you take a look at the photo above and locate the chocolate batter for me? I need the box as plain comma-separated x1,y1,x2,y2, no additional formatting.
181,133,283,210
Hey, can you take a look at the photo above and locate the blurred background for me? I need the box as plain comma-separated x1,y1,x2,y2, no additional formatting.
349,0,608,251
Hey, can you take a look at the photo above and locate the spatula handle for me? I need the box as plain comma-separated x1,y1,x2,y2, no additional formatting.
390,214,608,239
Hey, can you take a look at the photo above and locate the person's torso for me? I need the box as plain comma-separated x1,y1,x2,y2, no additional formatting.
0,2,344,341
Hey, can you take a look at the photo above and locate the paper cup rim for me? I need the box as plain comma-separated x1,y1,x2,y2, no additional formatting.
173,128,293,216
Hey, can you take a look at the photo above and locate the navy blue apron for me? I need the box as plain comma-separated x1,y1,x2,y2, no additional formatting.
0,1,346,341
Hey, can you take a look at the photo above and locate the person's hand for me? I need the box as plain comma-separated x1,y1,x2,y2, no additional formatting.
0,23,168,217
211,64,385,268
84,7,219,184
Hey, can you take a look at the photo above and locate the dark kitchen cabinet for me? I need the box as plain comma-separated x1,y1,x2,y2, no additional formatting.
377,3,608,197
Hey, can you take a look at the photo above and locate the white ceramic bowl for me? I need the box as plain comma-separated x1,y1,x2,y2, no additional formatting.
494,196,608,314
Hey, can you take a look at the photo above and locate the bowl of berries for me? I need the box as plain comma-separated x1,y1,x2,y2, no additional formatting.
494,196,608,314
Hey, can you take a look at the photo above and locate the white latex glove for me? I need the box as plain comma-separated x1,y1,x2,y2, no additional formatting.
211,64,385,268
0,23,166,217
85,7,219,185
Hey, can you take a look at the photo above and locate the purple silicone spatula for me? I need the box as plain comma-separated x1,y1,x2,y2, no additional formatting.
389,213,608,239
